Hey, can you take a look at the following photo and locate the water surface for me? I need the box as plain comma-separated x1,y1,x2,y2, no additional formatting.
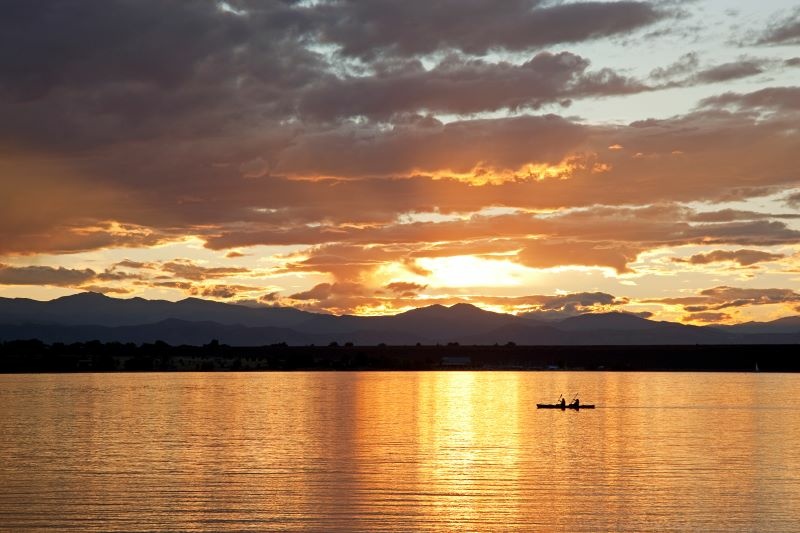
1,371,799,531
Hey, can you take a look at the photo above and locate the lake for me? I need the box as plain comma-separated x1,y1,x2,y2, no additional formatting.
1,371,799,531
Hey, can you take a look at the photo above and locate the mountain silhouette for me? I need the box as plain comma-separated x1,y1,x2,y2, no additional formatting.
557,312,660,331
715,315,800,335
0,293,798,346
0,292,310,328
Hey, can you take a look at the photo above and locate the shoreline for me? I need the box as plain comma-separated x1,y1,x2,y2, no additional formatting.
1,342,795,373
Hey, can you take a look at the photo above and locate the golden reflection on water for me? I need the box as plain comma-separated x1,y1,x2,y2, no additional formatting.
1,371,800,531
416,372,522,529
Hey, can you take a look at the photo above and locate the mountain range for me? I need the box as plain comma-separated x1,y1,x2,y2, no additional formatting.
0,292,798,346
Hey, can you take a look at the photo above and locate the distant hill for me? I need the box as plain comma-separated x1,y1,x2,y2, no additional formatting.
557,312,660,331
715,316,800,335
0,293,798,346
0,292,311,328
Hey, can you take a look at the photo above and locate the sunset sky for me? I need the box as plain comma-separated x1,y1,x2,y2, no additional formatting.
1,0,799,323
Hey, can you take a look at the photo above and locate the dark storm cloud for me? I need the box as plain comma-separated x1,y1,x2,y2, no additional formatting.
0,0,662,150
299,52,646,121
0,1,320,99
312,0,665,58
0,1,320,151
0,1,243,99
5,102,799,259
273,114,587,177
2,0,799,280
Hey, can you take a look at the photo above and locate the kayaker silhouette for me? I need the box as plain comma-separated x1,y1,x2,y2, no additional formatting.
559,397,566,408
570,398,580,408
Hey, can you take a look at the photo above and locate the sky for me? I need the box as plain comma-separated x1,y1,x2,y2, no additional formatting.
1,0,799,324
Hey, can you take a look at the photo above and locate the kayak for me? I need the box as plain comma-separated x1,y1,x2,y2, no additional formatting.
536,403,595,409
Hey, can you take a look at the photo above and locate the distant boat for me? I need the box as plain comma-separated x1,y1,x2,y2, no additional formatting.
537,403,595,410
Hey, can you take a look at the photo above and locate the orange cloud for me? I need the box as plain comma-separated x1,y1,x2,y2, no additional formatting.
672,249,785,267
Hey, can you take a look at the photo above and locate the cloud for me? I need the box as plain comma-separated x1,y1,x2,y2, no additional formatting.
298,52,647,121
313,0,666,58
287,281,374,313
785,191,800,208
77,285,132,295
0,0,797,323
648,286,800,313
698,286,800,310
650,54,772,87
0,155,171,256
0,1,319,102
538,291,617,309
0,263,96,286
281,284,630,316
263,105,800,204
0,262,141,288
272,114,587,179
0,1,658,156
689,209,800,222
684,311,731,323
232,202,800,280
289,282,367,302
651,54,768,85
5,84,800,259
259,291,282,303
517,241,642,273
672,249,785,267
190,284,259,299
425,291,625,319
755,7,800,45
290,282,335,301
699,87,800,112
160,260,249,281
0,256,266,300
114,259,155,270
516,291,623,319
650,52,700,80
151,281,194,291
384,282,427,295
693,59,766,83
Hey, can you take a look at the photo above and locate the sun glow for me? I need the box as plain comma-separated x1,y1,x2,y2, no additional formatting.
417,255,531,288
